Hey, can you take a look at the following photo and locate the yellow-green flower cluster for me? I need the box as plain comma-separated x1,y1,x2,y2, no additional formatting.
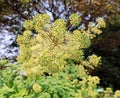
33,83,42,93
84,18,106,39
88,54,101,67
23,20,34,30
17,45,31,63
69,14,82,26
91,27,102,35
88,76,100,85
82,54,101,69
17,30,32,63
17,30,32,45
114,90,120,98
97,18,106,28
104,87,113,97
76,76,100,98
20,0,32,3
50,19,66,43
33,14,50,33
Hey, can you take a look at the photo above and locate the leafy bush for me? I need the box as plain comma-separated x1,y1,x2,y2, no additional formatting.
0,14,120,98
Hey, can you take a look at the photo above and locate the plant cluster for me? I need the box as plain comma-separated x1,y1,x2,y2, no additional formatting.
0,14,120,98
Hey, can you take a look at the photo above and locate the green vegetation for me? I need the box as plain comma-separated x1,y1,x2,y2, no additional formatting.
0,14,120,98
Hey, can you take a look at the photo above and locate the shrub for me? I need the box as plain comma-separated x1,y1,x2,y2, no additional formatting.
1,14,119,98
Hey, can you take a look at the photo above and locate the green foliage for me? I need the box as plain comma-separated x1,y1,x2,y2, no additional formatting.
0,60,120,98
1,14,119,97
0,62,99,98
0,60,8,66
0,62,28,98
